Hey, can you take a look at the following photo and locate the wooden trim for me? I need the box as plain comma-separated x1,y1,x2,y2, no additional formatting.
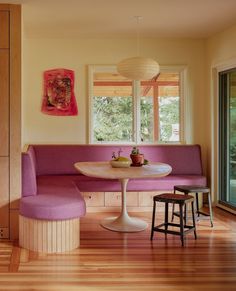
0,50,9,156
217,202,236,214
9,5,21,211
0,11,9,48
0,4,21,240
141,81,179,86
179,67,187,143
94,81,132,86
0,4,10,10
94,81,179,87
19,215,80,253
88,65,94,144
25,143,197,147
22,144,29,153
85,206,157,212
104,191,139,207
0,158,9,229
10,209,19,240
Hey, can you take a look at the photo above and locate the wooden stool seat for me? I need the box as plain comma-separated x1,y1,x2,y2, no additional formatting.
154,193,195,203
174,185,210,193
172,185,213,227
151,193,197,246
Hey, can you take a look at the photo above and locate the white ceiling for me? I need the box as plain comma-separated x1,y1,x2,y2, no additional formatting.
2,0,236,38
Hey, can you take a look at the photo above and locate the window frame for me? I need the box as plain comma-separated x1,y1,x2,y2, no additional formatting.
88,64,187,145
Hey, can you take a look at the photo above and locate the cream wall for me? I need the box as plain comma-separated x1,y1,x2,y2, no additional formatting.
22,36,208,168
207,24,236,66
206,24,236,203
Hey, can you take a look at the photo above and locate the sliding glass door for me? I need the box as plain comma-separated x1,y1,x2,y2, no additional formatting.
219,69,236,209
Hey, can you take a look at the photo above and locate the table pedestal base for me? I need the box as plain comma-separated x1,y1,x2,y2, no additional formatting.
101,215,148,232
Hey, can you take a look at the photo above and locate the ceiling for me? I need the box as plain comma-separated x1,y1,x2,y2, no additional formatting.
2,0,236,38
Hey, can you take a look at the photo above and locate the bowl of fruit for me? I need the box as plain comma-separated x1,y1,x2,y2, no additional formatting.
110,150,131,168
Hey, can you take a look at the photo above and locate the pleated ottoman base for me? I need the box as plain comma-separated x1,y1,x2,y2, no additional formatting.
19,215,80,253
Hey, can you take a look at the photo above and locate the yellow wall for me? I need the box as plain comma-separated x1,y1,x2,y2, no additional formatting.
22,36,210,173
206,24,236,202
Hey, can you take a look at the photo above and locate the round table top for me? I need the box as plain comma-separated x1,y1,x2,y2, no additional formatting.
74,161,172,180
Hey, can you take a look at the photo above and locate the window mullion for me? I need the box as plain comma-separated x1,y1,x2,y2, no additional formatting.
133,80,141,144
153,84,159,142
179,69,186,143
88,65,94,144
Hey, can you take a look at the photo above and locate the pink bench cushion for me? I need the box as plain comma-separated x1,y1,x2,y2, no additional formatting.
20,179,86,220
74,176,206,192
35,174,207,192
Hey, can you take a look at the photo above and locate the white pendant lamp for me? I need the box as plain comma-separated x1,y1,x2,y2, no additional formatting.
117,16,160,81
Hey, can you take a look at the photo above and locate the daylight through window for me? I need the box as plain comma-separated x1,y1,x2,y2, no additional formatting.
89,66,185,144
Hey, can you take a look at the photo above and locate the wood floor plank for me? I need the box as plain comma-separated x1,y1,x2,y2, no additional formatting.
0,207,236,290
8,240,21,272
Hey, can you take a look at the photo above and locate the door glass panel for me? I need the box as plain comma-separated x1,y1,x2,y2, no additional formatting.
229,72,236,205
219,69,236,208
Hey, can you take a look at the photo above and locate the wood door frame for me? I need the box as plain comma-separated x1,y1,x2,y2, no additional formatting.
0,4,21,240
212,58,236,214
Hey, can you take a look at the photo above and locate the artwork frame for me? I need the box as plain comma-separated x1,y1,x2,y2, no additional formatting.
41,68,78,116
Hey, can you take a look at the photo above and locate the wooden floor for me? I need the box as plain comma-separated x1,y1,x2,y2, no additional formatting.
0,207,236,291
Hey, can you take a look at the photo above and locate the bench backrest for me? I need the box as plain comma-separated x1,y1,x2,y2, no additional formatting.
33,144,203,175
22,144,203,197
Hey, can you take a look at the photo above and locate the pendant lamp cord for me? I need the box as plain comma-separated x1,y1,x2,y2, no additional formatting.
135,16,142,57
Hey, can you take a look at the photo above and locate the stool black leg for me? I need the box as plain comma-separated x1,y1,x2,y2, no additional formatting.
171,188,176,222
150,200,156,240
207,192,214,227
191,201,197,239
184,204,187,226
171,203,175,222
184,191,188,225
165,202,169,234
179,204,184,247
196,192,200,217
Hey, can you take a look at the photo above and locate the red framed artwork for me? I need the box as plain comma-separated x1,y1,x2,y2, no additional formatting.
41,68,78,116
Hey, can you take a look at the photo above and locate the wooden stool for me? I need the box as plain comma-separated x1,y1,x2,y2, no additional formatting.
172,185,213,227
151,193,197,246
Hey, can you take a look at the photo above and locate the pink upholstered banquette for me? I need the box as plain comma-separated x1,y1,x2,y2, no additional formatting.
20,144,206,220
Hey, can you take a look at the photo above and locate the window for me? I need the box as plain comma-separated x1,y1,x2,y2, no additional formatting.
89,65,186,144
